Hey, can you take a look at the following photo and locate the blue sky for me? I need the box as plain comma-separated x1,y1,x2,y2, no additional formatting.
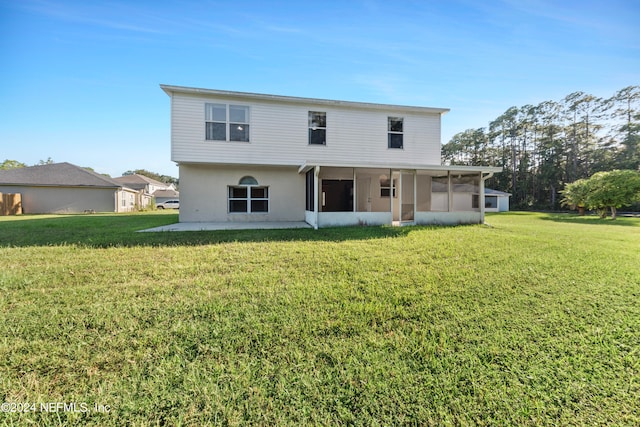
1,0,638,178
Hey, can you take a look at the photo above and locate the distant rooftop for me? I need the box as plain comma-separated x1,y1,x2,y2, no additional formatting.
485,188,511,196
113,173,168,188
0,162,124,188
152,189,179,198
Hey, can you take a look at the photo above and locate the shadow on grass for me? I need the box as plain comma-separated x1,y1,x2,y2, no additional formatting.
539,212,640,227
0,212,444,248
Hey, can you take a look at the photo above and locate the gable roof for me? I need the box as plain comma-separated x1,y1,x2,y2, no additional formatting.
152,189,179,198
0,162,123,188
113,174,168,188
160,84,450,115
485,188,512,196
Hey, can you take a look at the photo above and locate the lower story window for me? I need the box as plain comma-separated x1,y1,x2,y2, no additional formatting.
380,177,396,198
228,185,269,213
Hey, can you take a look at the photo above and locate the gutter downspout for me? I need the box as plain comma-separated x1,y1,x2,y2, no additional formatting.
480,172,495,224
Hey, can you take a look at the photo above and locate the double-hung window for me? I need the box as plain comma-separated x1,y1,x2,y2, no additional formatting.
309,111,326,145
205,103,250,142
228,176,269,213
380,177,396,198
388,117,403,149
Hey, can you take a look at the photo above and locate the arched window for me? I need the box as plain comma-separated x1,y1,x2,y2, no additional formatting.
228,176,269,213
238,176,258,186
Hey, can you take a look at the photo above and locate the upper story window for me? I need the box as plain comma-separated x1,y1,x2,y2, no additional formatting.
388,117,403,149
309,111,326,145
205,103,250,142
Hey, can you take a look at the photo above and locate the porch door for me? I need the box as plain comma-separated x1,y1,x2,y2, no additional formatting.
321,180,353,212
401,172,415,222
356,178,371,212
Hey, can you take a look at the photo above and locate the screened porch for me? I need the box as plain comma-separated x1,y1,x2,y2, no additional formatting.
300,163,499,228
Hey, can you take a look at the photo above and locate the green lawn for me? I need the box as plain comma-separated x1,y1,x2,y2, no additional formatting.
0,212,638,426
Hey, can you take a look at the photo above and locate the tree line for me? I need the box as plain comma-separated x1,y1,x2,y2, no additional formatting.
442,86,640,210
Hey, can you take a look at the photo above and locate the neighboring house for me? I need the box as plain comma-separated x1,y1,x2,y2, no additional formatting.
484,188,511,212
161,84,501,228
152,188,180,204
0,162,138,214
112,174,178,208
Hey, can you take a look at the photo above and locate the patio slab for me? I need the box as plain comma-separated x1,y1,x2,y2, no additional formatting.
139,221,312,232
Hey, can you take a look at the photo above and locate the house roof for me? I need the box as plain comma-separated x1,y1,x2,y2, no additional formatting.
485,188,512,196
0,162,124,188
152,189,179,198
113,174,168,189
160,84,450,115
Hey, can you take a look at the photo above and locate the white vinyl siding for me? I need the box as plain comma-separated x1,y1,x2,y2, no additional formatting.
170,93,442,166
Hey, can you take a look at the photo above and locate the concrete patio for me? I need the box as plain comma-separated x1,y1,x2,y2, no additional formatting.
139,221,312,232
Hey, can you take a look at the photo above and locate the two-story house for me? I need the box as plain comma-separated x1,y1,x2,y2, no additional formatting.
112,174,179,209
161,85,500,228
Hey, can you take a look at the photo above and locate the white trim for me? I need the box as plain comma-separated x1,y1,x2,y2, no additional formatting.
298,161,501,174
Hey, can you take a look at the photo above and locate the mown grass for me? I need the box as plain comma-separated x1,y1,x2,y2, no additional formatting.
0,212,638,426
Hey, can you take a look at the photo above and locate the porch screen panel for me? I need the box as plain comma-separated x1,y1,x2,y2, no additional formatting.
305,170,315,211
416,174,431,212
400,173,414,221
452,175,480,211
321,180,353,212
431,176,449,211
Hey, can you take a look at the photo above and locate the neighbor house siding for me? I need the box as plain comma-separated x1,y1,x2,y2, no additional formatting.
0,186,118,214
170,93,442,167
498,196,510,212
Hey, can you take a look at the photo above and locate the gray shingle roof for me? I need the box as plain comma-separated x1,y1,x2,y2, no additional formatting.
113,174,167,188
485,188,512,196
152,189,179,198
0,162,123,188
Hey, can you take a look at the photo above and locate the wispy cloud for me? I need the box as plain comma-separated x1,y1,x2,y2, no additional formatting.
19,0,167,34
264,25,302,34
494,0,639,44
351,73,414,103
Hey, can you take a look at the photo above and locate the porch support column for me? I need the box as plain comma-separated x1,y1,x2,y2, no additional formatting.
314,166,320,230
479,172,485,223
413,171,417,218
352,168,356,212
389,169,392,213
398,170,403,220
447,171,453,212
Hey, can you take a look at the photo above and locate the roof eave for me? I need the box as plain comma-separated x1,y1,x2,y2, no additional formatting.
298,161,502,174
159,84,450,115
